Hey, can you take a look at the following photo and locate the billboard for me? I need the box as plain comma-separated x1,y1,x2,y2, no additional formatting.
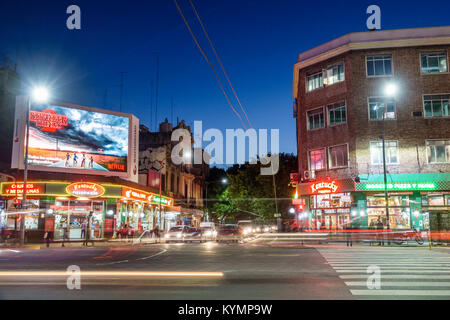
12,97,139,183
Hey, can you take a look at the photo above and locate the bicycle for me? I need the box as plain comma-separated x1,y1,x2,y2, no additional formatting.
393,229,424,245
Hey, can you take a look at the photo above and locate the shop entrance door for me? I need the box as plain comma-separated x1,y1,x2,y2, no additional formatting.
338,214,350,229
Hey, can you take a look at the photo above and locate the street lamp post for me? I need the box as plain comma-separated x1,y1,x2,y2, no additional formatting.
381,82,397,244
20,88,49,246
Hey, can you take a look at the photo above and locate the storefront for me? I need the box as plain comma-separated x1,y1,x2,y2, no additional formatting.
296,173,450,232
0,181,174,240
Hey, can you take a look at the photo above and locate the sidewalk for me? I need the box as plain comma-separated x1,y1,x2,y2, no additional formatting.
0,237,163,249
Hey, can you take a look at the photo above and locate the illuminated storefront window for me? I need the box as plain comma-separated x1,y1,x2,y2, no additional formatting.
366,194,411,229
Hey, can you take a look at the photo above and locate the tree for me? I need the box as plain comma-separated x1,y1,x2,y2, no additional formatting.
210,153,298,223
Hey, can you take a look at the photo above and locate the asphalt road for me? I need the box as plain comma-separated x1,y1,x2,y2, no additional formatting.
0,242,449,300
0,242,351,300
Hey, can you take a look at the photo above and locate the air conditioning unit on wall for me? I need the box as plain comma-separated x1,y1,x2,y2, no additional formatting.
303,170,316,181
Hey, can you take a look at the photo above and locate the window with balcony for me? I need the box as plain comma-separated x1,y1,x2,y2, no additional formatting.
307,108,325,130
370,141,399,165
366,55,393,77
328,144,348,169
309,148,326,171
328,102,346,126
306,72,323,92
424,95,449,118
426,140,450,163
421,52,448,74
368,97,396,120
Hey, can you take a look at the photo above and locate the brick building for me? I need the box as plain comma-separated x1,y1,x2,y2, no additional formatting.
293,26,450,232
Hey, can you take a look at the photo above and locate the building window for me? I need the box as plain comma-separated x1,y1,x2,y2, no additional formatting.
309,148,326,171
307,72,323,92
328,144,348,168
368,97,396,120
307,108,325,130
421,52,448,74
424,95,449,117
426,140,450,163
366,55,393,77
370,141,399,165
324,63,345,85
328,102,346,126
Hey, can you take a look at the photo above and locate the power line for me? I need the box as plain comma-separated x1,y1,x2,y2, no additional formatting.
188,0,253,129
173,0,247,129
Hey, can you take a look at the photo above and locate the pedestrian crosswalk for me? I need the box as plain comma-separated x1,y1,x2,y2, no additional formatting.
318,247,450,299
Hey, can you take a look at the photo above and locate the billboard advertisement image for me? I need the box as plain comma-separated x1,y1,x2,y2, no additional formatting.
12,97,139,182
26,104,129,172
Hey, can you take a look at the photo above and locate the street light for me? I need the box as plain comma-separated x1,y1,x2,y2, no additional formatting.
380,82,397,242
20,87,50,246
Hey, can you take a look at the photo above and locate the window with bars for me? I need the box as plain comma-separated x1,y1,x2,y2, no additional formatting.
426,140,450,163
368,97,396,120
421,52,448,74
366,55,393,77
307,108,325,130
309,148,326,171
328,144,348,168
370,141,399,165
325,63,345,85
424,95,450,117
328,102,346,126
306,72,323,92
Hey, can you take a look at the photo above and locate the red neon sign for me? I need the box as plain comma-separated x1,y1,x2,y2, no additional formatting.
311,181,339,194
5,183,43,195
66,182,105,198
30,109,69,132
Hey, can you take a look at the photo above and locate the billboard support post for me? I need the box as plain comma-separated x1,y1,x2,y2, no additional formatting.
20,97,31,246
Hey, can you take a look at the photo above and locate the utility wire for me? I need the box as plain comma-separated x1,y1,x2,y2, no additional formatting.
188,0,253,129
173,0,247,129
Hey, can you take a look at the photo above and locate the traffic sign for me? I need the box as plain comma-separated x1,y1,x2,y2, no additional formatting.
274,213,281,217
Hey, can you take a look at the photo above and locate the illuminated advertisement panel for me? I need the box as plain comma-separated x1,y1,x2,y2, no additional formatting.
12,97,139,182
27,104,129,172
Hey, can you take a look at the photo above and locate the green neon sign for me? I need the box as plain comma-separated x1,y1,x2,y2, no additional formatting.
360,182,437,191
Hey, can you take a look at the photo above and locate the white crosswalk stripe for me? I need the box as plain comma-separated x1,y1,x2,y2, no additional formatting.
318,247,450,299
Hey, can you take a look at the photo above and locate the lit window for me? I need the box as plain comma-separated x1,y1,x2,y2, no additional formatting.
328,102,346,126
328,144,348,168
368,97,396,120
426,140,450,163
421,52,448,74
307,108,325,130
309,149,326,171
325,63,345,85
306,72,323,92
366,55,393,77
370,141,399,165
424,95,450,118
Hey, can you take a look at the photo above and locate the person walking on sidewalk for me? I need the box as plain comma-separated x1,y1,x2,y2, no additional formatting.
81,220,86,239
345,222,353,247
376,217,384,246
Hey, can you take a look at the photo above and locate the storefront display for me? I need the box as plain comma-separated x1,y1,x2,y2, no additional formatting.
0,180,174,239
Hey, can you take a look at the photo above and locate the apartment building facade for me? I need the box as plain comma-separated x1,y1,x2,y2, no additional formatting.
293,26,450,232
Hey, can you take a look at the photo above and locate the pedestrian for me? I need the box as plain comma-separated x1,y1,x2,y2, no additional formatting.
376,217,384,246
81,154,86,168
73,153,78,167
61,221,68,247
89,156,94,168
345,222,353,247
45,230,53,248
81,220,86,239
65,153,70,167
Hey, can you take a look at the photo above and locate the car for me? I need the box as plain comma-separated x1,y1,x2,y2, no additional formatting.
217,224,243,243
237,220,256,236
164,225,189,243
183,227,205,243
200,222,217,241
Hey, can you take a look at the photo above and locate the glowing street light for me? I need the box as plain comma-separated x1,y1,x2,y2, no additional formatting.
384,82,398,97
20,86,51,246
32,87,50,103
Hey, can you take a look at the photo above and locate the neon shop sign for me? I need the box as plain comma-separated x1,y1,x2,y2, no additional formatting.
311,181,339,194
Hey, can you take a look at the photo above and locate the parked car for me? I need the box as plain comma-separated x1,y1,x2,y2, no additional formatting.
164,225,189,243
217,224,243,243
200,222,217,241
183,227,205,243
